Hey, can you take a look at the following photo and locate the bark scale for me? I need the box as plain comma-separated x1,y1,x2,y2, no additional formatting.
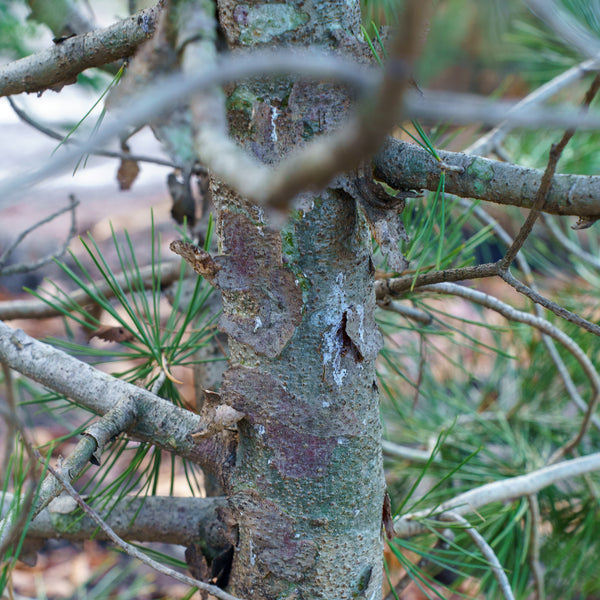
212,1,386,598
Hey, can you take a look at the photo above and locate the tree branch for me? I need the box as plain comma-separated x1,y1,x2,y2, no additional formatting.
2,493,229,549
0,5,161,97
8,98,177,168
374,137,600,218
0,195,78,276
416,282,600,432
466,57,600,156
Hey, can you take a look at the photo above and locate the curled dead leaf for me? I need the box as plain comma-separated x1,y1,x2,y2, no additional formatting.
117,157,140,191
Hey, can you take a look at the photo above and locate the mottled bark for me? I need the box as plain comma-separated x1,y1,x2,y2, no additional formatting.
212,1,386,598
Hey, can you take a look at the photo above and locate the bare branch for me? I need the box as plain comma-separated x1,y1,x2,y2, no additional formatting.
0,5,161,97
1,493,229,548
382,440,438,464
524,0,600,60
416,281,600,431
377,299,433,325
0,50,377,208
466,57,600,156
8,98,177,168
0,363,39,557
437,512,515,600
375,263,499,299
499,75,600,270
527,495,546,600
462,198,599,434
544,214,600,269
406,89,600,131
0,260,180,321
501,270,600,338
0,321,227,473
393,452,600,538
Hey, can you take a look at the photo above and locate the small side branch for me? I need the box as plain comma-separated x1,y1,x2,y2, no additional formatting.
0,260,180,321
0,321,228,473
393,452,600,538
0,195,78,276
437,512,515,600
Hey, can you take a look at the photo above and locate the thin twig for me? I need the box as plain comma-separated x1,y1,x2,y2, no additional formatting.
527,494,546,600
37,451,245,600
150,370,167,395
405,89,600,132
8,98,178,169
412,333,426,412
462,198,600,432
466,57,600,156
418,281,600,435
382,440,438,464
0,367,43,557
393,451,600,538
0,195,78,276
501,269,600,337
498,75,600,270
376,299,433,325
543,214,600,269
437,511,515,600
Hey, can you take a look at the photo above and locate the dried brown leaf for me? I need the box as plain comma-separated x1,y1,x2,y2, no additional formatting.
89,325,134,343
116,158,140,191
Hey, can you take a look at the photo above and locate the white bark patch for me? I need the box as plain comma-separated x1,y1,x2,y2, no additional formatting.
321,273,349,388
270,106,278,143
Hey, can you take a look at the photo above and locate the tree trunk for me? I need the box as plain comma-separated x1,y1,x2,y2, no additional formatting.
213,1,386,598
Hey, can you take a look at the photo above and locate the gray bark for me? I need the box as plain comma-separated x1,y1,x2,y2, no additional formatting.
212,1,385,598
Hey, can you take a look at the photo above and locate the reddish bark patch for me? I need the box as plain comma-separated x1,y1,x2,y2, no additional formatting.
267,423,336,479
215,210,303,357
222,366,345,479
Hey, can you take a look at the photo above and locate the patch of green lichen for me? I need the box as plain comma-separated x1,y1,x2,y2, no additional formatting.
281,215,310,293
50,511,82,534
237,4,309,45
466,158,495,198
226,87,258,116
226,87,258,139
